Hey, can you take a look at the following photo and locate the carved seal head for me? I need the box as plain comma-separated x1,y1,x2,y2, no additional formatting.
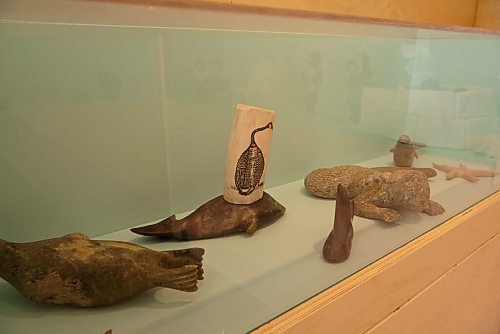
397,135,411,145
385,170,430,212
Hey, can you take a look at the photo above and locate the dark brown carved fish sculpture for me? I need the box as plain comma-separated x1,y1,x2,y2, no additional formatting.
323,184,354,263
131,192,285,240
0,233,204,307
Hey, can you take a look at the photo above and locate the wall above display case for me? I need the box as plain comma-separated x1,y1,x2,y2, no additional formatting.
0,1,499,333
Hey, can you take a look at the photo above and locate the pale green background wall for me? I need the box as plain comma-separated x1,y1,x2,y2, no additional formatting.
0,25,170,240
1,22,498,241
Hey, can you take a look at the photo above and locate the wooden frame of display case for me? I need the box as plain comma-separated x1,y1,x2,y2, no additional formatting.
254,191,500,333
89,0,500,34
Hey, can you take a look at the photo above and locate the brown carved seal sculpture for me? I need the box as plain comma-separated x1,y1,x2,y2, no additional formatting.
304,165,444,223
323,184,354,263
131,192,286,240
0,233,204,307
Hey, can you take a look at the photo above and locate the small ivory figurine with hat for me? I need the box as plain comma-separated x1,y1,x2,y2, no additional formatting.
390,134,425,167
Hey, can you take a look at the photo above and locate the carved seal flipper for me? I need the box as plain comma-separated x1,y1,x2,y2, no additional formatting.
323,184,354,263
235,122,273,196
131,192,285,241
0,233,204,307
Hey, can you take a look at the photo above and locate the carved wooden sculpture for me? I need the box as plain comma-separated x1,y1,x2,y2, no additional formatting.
131,192,285,240
323,184,354,263
132,104,285,241
0,233,204,307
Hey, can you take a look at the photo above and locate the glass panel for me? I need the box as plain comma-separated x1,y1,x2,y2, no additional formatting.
0,4,498,333
0,24,170,240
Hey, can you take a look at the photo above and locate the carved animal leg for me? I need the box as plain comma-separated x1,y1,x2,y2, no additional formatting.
423,200,445,216
160,248,204,280
154,265,201,292
353,199,401,223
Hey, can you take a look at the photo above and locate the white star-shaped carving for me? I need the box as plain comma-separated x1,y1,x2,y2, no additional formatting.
433,163,499,182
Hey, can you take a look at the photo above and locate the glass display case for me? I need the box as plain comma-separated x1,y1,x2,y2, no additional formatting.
1,1,499,333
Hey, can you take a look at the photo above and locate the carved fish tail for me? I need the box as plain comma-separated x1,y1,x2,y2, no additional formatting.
130,215,180,238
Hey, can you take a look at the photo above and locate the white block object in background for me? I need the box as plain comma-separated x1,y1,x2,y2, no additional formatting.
360,86,497,150
405,86,495,118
